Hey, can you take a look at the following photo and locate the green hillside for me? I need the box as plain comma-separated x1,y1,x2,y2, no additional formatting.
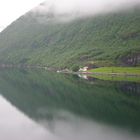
0,7,140,69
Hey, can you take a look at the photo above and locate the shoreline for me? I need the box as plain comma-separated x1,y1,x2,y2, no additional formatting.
0,64,140,77
77,72,140,77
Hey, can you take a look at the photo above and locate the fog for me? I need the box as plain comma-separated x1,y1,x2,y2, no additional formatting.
31,0,140,22
1,95,140,140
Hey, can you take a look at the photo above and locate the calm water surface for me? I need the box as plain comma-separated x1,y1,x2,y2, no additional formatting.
0,69,140,140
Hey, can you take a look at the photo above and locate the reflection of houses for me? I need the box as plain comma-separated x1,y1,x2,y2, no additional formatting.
78,74,98,81
78,74,88,80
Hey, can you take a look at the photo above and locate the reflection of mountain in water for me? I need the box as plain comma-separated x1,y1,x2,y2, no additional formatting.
0,69,140,133
119,83,140,96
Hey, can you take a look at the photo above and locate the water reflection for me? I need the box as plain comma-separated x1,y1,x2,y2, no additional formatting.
0,95,140,140
0,96,54,140
0,69,140,140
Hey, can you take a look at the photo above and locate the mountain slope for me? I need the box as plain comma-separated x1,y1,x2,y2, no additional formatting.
0,7,140,69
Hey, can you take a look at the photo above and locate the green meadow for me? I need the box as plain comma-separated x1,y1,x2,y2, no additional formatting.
89,67,140,75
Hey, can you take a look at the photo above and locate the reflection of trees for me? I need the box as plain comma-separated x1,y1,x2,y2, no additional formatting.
119,82,140,96
0,69,140,133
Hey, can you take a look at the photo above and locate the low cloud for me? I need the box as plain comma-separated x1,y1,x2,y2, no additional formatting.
31,0,140,23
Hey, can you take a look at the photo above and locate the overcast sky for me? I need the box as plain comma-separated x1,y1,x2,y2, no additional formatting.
0,0,140,31
0,0,43,31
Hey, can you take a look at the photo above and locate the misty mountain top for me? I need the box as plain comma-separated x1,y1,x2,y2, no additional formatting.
0,0,139,68
31,0,140,20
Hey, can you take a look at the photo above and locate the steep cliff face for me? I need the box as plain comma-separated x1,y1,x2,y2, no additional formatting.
120,53,140,66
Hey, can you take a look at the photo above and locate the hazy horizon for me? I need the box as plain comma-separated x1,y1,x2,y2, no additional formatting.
31,0,140,22
0,0,140,31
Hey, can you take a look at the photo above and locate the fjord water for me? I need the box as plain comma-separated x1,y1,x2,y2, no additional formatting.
0,69,140,140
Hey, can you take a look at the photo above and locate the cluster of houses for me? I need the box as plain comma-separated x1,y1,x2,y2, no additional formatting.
79,66,89,72
56,64,96,73
79,64,97,72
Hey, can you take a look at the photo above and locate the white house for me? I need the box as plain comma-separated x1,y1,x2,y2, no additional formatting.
79,66,88,72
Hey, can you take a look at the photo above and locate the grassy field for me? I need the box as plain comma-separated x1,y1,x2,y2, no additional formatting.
89,67,140,75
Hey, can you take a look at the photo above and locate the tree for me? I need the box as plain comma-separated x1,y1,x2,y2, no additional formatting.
71,65,79,72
